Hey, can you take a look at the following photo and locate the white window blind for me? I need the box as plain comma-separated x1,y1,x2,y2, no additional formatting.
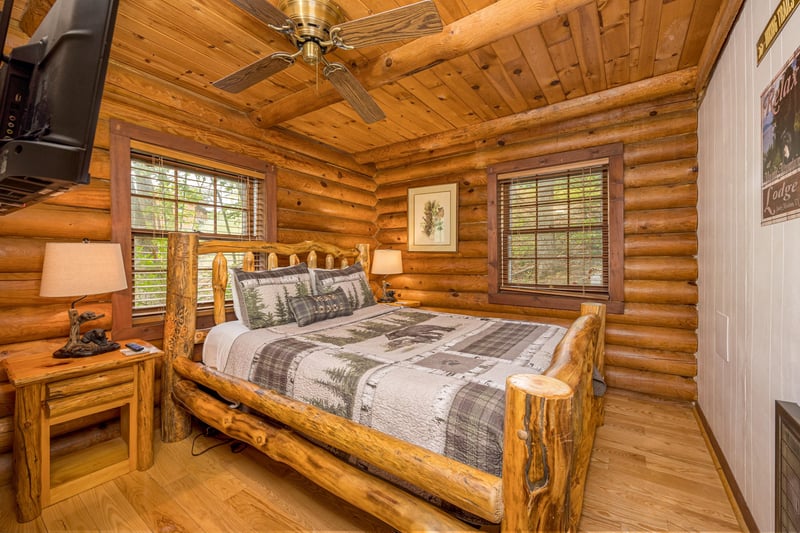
496,160,609,298
130,151,264,315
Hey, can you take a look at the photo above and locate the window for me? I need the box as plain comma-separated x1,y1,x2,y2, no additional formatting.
129,153,264,315
487,144,623,313
110,121,276,339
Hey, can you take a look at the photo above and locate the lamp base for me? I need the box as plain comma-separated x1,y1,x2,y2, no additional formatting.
53,340,120,359
53,307,119,358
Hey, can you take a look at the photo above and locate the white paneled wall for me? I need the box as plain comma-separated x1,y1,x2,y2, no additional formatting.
698,1,800,530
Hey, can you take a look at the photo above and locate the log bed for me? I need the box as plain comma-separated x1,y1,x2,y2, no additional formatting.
161,231,606,531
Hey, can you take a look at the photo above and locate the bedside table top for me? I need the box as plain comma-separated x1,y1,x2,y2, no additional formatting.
2,339,162,387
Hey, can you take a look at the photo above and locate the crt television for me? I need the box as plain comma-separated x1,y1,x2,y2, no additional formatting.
0,0,119,215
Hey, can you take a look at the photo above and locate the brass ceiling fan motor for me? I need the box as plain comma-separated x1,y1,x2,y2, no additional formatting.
215,0,443,123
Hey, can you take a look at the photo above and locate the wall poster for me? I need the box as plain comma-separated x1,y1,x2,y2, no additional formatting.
761,44,800,226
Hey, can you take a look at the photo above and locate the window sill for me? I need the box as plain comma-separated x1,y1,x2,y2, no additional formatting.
489,291,623,314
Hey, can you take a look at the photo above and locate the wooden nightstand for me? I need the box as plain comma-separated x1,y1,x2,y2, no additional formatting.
387,299,421,308
2,340,162,523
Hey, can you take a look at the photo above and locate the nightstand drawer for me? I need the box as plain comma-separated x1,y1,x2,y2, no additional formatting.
46,381,135,419
46,366,134,399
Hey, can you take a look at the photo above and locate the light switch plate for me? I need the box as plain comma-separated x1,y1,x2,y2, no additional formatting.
715,311,730,362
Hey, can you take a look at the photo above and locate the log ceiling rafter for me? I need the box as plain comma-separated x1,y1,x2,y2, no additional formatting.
19,0,53,36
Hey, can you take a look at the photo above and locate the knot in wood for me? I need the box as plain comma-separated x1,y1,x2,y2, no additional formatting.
517,429,529,441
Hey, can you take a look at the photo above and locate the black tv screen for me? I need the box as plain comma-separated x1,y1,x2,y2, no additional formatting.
0,0,119,215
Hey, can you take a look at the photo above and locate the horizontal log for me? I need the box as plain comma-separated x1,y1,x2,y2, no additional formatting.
0,204,110,240
402,258,488,275
375,170,488,200
605,344,697,377
276,168,376,207
389,274,488,294
0,303,112,345
172,362,502,524
276,189,376,223
375,110,697,184
624,158,698,188
379,203,487,230
624,280,698,304
624,233,698,256
277,229,377,251
608,303,698,329
623,133,698,167
624,207,697,235
605,323,697,353
0,237,48,272
624,184,697,211
277,208,377,236
624,256,698,281
375,241,488,259
604,366,697,401
0,278,114,307
42,179,110,210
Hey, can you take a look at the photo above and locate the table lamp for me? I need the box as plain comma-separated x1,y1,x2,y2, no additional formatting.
372,249,403,303
39,240,128,358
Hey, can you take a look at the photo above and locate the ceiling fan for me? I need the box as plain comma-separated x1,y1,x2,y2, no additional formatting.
215,0,444,123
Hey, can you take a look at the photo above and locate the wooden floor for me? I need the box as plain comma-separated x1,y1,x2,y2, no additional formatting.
0,390,744,532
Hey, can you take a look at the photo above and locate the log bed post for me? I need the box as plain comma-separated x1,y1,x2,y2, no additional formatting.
502,304,605,532
161,232,198,442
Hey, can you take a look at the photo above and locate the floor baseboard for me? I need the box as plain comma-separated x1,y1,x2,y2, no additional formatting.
694,403,759,533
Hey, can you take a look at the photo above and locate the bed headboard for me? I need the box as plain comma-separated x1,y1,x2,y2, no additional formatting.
198,238,370,325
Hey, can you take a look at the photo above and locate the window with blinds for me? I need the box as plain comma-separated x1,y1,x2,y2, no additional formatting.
497,162,608,295
130,152,264,315
487,144,624,312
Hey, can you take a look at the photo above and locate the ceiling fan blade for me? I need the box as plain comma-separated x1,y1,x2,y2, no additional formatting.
213,52,295,93
323,63,385,124
331,0,443,49
230,0,290,29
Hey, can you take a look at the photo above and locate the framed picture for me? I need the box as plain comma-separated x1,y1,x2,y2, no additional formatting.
407,183,458,252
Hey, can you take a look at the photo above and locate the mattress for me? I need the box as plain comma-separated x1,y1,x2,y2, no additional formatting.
202,304,567,475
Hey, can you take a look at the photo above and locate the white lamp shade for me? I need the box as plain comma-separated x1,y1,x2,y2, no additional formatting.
39,242,128,297
372,249,403,275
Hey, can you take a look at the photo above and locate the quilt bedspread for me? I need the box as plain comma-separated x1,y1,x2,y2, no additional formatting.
220,306,566,476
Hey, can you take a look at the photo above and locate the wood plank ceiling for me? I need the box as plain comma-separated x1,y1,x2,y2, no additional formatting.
14,0,735,162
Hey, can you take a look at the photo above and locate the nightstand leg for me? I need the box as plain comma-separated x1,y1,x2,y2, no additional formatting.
12,383,42,522
136,358,156,469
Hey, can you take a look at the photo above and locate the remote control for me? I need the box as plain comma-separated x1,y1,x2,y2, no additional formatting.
125,342,145,352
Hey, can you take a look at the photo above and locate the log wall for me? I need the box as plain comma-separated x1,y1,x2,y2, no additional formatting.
373,92,699,402
0,53,377,481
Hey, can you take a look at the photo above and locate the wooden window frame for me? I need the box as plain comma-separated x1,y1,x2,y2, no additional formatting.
110,120,277,341
487,144,624,313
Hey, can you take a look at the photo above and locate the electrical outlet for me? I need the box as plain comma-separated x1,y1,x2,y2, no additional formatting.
715,311,730,362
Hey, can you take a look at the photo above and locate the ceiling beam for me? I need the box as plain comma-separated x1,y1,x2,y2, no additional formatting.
249,0,593,128
356,67,698,165
19,0,54,36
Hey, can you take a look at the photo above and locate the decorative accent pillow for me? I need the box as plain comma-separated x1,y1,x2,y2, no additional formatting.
288,287,353,327
231,263,313,329
312,262,376,309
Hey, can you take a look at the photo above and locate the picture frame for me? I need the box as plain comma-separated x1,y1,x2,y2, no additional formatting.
407,183,458,252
